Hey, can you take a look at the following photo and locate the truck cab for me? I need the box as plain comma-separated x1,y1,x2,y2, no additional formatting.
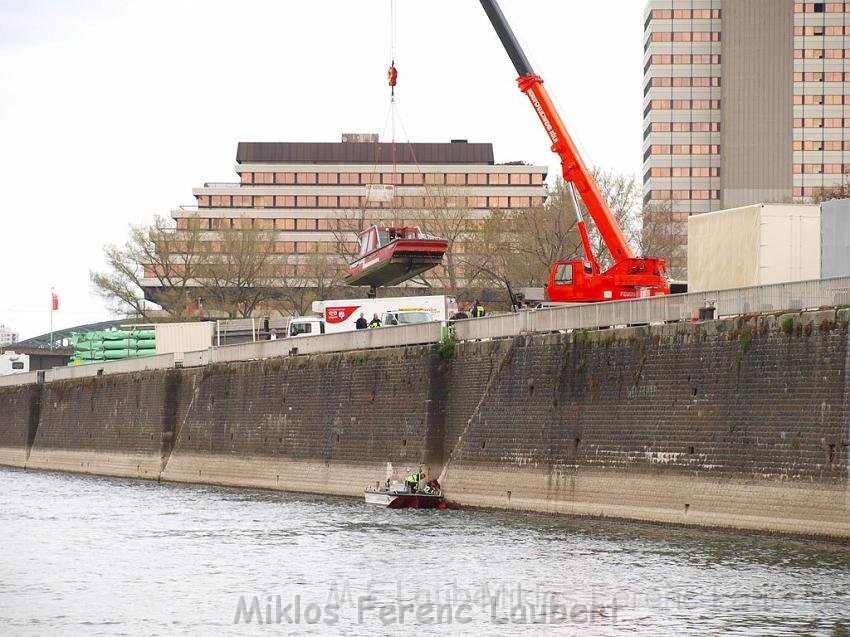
288,317,325,338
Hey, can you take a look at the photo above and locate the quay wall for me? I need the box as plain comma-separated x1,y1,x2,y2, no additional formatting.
0,311,847,539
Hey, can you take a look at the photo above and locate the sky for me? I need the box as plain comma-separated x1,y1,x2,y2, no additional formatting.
0,0,647,340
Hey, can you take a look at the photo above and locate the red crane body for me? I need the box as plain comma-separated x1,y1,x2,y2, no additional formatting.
480,0,670,303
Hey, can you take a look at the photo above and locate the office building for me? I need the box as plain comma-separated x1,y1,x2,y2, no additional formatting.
141,136,548,303
643,1,850,273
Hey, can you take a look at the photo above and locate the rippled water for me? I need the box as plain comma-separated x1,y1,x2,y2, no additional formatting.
0,466,848,636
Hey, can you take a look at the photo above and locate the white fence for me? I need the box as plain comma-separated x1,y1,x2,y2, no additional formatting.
2,276,848,388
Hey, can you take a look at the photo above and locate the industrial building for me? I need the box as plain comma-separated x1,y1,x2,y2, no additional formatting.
644,1,850,274
140,136,548,302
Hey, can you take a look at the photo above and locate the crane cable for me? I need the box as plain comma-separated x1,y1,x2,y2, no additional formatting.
387,0,398,217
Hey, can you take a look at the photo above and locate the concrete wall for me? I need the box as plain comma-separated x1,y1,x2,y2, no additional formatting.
1,312,848,539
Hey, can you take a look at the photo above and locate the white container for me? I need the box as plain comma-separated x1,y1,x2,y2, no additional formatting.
688,204,821,292
154,322,214,355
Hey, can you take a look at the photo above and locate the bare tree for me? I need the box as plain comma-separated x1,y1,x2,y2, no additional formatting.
812,179,850,203
194,226,281,318
274,247,350,316
91,215,205,320
417,186,485,298
585,169,642,269
638,200,688,280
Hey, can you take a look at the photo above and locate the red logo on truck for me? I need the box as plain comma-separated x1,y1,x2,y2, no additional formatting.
325,306,360,324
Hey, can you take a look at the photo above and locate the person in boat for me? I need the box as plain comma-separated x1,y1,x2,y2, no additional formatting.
355,313,368,330
368,313,382,328
405,470,418,493
423,478,441,495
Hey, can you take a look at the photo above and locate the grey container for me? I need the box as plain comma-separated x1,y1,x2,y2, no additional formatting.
821,198,850,279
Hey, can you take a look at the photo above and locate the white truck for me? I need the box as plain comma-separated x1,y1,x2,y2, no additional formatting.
287,295,457,337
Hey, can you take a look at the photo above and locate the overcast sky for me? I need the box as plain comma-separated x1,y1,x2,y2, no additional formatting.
0,0,646,340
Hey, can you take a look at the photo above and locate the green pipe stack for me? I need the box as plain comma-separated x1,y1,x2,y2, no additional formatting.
69,329,156,366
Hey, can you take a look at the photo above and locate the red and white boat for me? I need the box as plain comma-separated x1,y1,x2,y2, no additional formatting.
363,489,445,509
346,225,448,288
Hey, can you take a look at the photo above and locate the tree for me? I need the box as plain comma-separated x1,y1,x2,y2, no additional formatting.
274,246,350,317
639,200,688,281
91,215,205,321
193,226,280,318
812,179,850,203
417,186,484,298
472,179,583,293
92,215,294,320
585,169,642,270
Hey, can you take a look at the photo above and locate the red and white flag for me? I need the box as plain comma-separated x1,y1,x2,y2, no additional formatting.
51,291,59,311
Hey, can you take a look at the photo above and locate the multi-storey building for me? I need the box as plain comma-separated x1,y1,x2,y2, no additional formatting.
0,325,18,346
643,1,850,275
141,136,548,304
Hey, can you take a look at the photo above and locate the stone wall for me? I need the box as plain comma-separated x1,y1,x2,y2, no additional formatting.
0,383,41,467
440,312,849,538
0,310,847,539
161,348,443,495
25,369,199,479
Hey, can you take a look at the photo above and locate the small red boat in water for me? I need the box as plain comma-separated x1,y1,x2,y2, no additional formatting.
346,225,448,288
364,489,445,509
364,468,446,509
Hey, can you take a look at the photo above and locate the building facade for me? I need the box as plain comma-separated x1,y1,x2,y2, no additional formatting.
0,325,18,347
141,137,548,304
643,1,850,273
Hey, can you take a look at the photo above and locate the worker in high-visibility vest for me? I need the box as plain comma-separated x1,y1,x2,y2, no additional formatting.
471,300,486,318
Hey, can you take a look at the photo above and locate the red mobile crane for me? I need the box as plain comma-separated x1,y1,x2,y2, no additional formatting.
480,0,670,303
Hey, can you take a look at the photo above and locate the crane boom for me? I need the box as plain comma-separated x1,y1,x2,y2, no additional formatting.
480,0,633,264
479,0,670,303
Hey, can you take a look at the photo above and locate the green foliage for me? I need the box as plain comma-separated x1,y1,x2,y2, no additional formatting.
780,317,795,335
435,330,458,359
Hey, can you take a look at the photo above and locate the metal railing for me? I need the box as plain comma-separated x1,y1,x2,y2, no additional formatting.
2,277,848,388
453,276,850,342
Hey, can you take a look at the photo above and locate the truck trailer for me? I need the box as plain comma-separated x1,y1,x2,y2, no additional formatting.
287,295,457,337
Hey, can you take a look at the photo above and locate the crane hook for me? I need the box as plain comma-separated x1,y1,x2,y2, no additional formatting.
388,61,398,97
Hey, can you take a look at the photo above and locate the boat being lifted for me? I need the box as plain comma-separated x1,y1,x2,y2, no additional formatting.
345,225,448,290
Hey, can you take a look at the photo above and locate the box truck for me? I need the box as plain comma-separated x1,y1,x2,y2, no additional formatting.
287,295,457,337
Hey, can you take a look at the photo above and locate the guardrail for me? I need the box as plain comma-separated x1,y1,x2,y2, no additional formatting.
453,276,850,342
209,322,441,363
2,276,848,388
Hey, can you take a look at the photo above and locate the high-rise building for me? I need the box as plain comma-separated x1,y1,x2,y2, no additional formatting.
140,137,548,305
0,325,18,346
643,1,850,274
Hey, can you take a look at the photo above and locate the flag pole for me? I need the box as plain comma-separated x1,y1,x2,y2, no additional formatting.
50,287,54,351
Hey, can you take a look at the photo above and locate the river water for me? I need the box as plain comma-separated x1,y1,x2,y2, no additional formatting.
0,466,847,636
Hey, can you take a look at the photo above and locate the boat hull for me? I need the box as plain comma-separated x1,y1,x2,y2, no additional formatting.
346,238,448,287
364,490,445,509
